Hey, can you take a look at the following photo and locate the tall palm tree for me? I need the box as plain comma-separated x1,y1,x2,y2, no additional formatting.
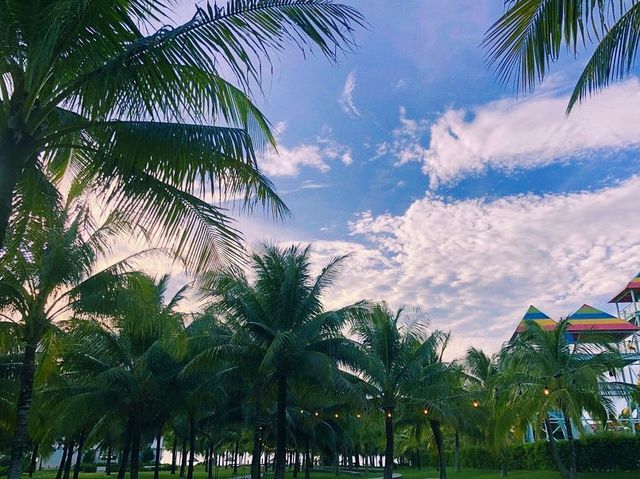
504,319,625,479
484,1,640,112
350,304,447,479
202,244,366,479
0,0,364,266
0,200,139,479
58,273,189,479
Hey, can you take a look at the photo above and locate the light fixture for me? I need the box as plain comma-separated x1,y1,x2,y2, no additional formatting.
300,409,304,413
543,386,550,396
423,408,428,415
356,413,361,419
472,399,479,408
387,412,392,418
314,412,319,417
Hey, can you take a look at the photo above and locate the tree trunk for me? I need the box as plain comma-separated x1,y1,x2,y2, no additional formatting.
8,340,37,479
429,420,447,479
130,416,142,479
117,426,132,479
179,439,187,478
454,429,461,473
563,415,577,479
171,436,178,475
415,448,420,470
499,446,509,477
545,418,569,479
187,414,196,479
29,443,39,477
56,441,70,479
293,449,300,478
0,141,22,250
106,446,113,476
208,447,214,479
383,410,393,479
63,440,75,479
72,435,85,479
233,439,239,475
304,441,311,479
354,445,360,469
250,425,262,479
154,433,162,479
274,375,288,479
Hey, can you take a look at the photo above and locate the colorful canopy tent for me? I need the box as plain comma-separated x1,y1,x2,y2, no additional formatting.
510,305,557,341
609,272,640,303
565,304,638,343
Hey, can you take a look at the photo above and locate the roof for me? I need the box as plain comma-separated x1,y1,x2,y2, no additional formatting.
566,304,638,341
609,272,640,303
510,305,557,341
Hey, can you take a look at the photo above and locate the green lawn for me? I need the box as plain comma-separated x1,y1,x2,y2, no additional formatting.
23,466,640,479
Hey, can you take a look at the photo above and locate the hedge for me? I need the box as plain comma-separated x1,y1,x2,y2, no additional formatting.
456,434,640,472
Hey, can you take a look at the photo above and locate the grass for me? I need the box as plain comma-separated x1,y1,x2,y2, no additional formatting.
23,466,640,479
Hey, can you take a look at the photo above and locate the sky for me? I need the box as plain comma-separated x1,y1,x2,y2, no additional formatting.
165,1,640,359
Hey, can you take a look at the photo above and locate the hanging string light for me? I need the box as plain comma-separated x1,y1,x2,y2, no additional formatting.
543,385,550,396
314,411,319,417
334,413,339,418
423,408,429,415
356,413,361,419
472,399,479,408
386,411,392,418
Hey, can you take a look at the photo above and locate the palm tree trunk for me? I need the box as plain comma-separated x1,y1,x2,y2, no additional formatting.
233,439,239,474
383,410,394,479
154,432,162,479
171,436,177,475
415,448,420,470
251,426,262,479
179,439,187,478
72,435,85,479
208,446,214,479
7,339,37,479
304,441,311,479
293,448,300,477
0,140,22,249
429,420,447,479
454,429,461,473
563,414,577,479
500,447,509,477
29,442,39,477
63,440,75,479
117,426,132,479
274,375,288,479
56,441,70,479
130,419,142,479
106,446,113,476
545,418,569,479
187,414,196,479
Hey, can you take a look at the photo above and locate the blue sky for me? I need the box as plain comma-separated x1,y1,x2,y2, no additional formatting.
168,1,640,357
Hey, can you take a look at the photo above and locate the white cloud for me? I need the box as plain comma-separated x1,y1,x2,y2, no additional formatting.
339,70,361,118
384,78,640,187
307,177,640,359
259,124,353,177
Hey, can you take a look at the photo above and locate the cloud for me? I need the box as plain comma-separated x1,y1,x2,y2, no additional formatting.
384,78,640,187
339,70,361,118
259,124,353,177
307,177,640,358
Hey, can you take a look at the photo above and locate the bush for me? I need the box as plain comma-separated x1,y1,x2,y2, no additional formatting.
79,464,98,473
457,434,640,472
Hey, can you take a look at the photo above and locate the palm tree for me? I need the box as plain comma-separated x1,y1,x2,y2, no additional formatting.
58,273,188,479
484,1,640,112
0,200,139,479
202,244,366,479
0,0,364,266
350,304,447,479
504,319,625,479
464,347,520,477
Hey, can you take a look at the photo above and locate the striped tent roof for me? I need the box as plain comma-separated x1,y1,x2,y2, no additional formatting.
511,305,557,340
566,304,638,340
609,272,640,303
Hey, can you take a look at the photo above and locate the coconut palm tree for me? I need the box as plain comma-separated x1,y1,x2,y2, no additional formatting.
0,199,140,479
503,318,626,479
0,0,364,266
201,244,366,479
350,304,448,479
484,0,640,112
57,273,189,479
